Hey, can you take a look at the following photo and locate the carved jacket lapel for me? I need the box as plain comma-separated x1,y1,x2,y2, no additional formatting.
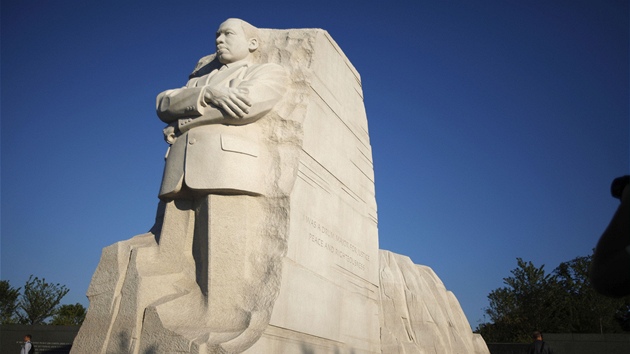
205,62,249,87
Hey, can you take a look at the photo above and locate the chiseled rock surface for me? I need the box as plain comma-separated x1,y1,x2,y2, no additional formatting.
72,18,489,353
379,250,490,354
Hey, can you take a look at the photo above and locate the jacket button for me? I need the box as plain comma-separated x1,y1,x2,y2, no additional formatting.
189,138,196,145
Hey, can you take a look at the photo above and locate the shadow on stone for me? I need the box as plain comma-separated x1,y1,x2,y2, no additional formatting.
116,330,130,352
143,344,158,354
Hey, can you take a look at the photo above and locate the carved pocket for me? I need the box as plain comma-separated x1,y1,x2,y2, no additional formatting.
220,134,259,157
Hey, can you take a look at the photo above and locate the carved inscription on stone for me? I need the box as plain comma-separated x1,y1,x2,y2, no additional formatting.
304,215,370,270
21,341,72,351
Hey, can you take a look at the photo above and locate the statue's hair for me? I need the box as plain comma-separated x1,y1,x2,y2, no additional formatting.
224,18,260,44
241,19,260,43
216,18,262,61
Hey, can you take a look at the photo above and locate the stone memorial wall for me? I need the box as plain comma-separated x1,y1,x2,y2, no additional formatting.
72,20,489,354
242,27,380,353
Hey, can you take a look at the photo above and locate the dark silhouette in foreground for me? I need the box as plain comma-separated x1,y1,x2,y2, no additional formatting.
590,175,630,298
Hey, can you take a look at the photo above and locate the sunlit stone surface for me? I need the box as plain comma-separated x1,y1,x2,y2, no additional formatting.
72,20,489,354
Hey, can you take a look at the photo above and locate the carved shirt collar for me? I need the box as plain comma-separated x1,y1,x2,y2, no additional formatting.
220,59,252,71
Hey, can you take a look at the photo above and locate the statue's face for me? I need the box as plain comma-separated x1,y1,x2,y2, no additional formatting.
216,20,252,64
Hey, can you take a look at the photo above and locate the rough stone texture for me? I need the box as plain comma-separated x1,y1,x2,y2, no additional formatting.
379,250,490,354
72,22,489,354
72,22,307,354
241,28,380,354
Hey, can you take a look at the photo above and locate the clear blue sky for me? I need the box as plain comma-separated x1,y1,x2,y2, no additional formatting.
2,0,628,329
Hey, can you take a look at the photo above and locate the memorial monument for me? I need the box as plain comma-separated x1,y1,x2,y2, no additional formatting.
72,19,489,354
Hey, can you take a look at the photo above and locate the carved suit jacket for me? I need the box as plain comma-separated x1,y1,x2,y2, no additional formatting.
156,61,287,199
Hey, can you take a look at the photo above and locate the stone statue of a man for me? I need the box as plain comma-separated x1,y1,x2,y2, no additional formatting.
145,18,291,350
157,18,288,197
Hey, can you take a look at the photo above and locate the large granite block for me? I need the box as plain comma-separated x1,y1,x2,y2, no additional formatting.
72,20,489,354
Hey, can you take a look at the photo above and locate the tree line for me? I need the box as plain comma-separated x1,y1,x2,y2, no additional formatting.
1,275,86,326
476,255,630,343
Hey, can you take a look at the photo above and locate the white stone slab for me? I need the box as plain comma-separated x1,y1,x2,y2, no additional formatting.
72,19,489,354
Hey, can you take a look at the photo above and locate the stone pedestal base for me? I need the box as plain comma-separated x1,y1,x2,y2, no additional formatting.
71,195,288,354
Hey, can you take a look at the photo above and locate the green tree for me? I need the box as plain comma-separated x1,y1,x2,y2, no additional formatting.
553,255,630,333
478,258,562,342
50,303,86,326
477,255,630,343
615,303,630,331
0,280,21,324
17,275,69,325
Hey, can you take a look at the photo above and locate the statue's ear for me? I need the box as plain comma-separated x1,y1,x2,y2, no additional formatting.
249,38,259,52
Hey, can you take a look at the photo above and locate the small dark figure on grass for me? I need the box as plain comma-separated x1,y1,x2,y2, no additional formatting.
528,331,553,354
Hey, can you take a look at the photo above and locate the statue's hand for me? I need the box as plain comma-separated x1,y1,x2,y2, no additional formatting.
163,124,177,144
203,86,252,119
